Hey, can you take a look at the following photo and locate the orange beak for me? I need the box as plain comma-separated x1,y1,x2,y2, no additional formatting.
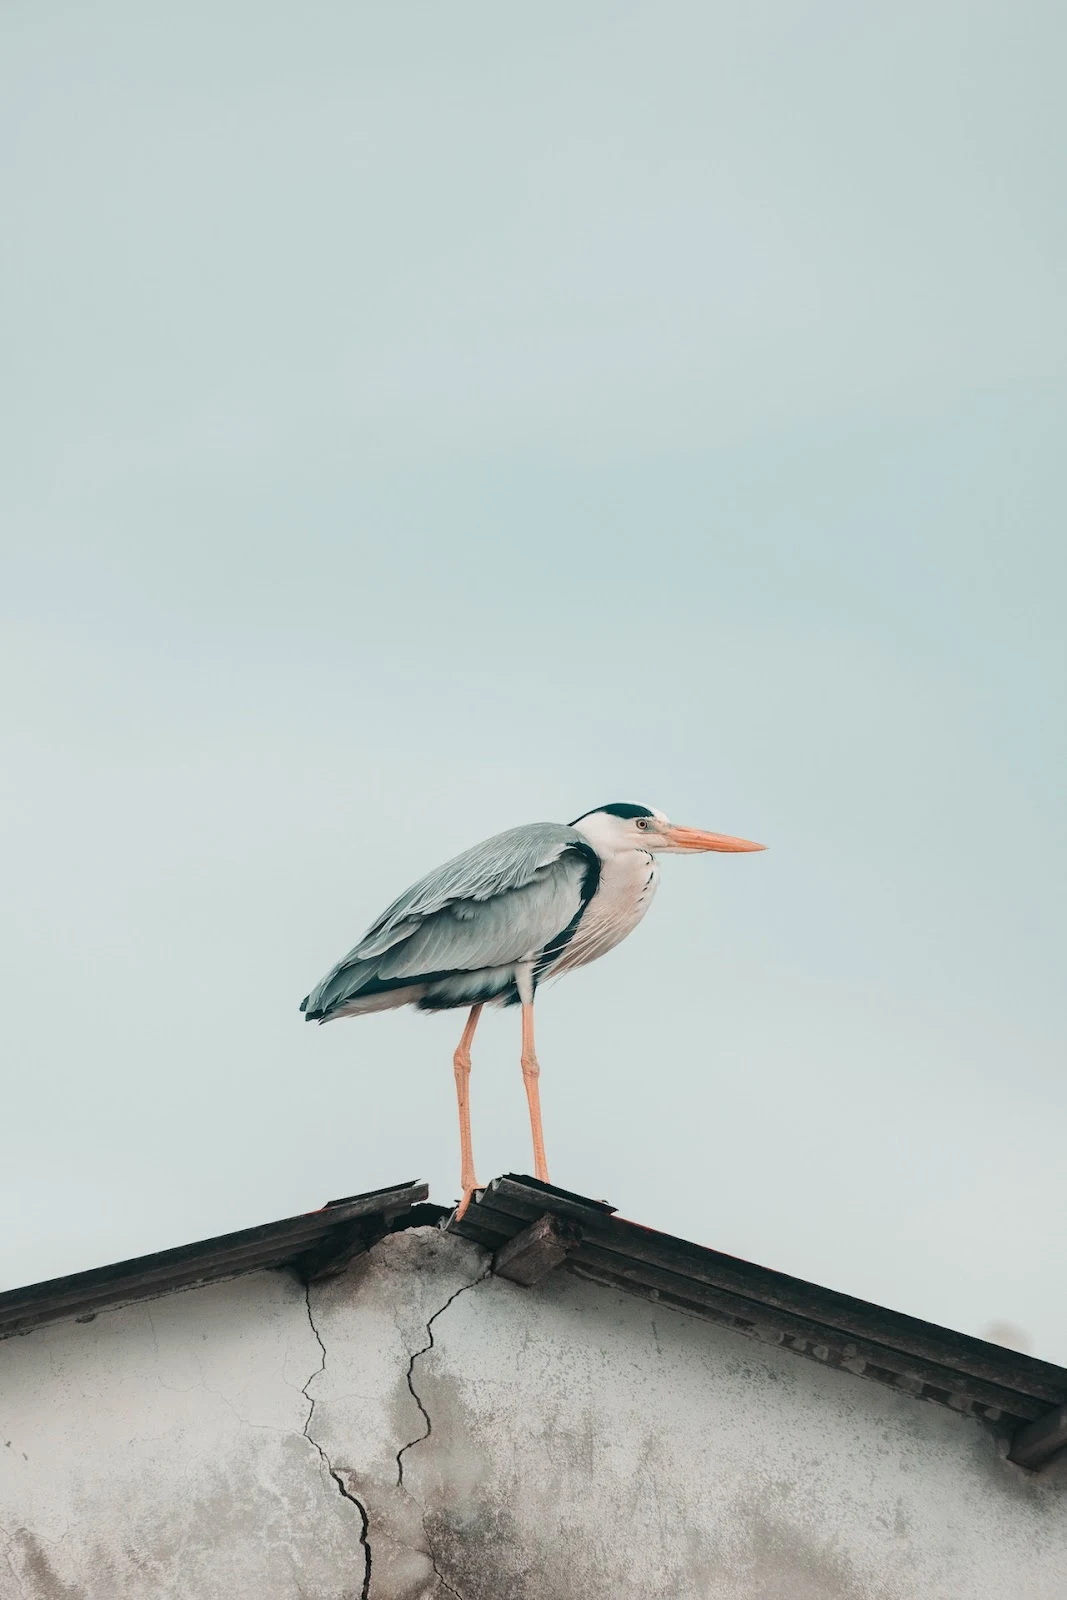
661,824,766,854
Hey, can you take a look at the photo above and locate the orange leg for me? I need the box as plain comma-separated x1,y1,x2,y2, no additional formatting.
520,1001,550,1184
453,1004,483,1221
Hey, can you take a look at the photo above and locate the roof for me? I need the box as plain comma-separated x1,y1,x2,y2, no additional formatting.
1,1173,1063,1471
452,1175,1067,1471
0,1181,440,1339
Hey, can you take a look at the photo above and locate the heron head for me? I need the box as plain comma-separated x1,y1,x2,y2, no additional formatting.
571,803,765,857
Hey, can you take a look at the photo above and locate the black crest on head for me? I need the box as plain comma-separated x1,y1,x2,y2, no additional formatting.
570,802,655,824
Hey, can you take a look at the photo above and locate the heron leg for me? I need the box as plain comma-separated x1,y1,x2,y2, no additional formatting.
453,1004,483,1221
520,1001,550,1184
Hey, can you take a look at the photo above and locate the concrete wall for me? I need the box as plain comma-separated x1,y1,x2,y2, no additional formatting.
1,1227,1064,1599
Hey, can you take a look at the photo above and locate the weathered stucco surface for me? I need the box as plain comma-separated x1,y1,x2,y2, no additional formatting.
2,1226,1065,1599
0,1270,365,1599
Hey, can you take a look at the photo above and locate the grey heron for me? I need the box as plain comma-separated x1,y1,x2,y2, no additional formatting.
301,803,765,1216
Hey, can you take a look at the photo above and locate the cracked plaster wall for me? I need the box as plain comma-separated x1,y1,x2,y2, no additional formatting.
2,1226,1066,1599
0,1270,364,1599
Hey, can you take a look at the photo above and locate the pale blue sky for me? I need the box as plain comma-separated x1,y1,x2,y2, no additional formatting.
2,3,1065,1357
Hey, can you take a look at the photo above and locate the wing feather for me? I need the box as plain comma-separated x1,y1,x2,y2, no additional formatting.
357,822,583,954
302,821,595,1020
376,866,583,979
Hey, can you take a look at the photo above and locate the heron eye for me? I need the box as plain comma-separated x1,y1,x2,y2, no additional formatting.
635,818,649,830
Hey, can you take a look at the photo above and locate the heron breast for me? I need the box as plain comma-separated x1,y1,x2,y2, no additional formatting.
546,849,658,975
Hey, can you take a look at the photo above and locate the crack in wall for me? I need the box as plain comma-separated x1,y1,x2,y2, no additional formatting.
429,1551,466,1600
395,1265,491,1489
394,1263,490,1600
302,1287,373,1600
2,1544,29,1600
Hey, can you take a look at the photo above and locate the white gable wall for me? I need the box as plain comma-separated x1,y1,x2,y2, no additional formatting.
1,1227,1064,1599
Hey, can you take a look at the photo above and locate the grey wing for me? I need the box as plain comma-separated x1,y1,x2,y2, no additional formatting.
302,822,594,1020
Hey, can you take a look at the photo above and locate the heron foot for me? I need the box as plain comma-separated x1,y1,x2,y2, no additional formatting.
454,1185,481,1223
